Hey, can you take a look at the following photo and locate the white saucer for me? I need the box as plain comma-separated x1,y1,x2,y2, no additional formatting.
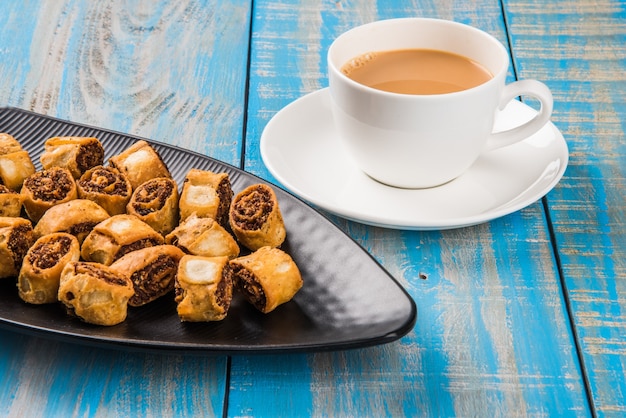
260,88,568,230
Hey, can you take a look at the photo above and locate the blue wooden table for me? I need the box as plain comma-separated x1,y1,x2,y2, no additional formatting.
0,1,624,417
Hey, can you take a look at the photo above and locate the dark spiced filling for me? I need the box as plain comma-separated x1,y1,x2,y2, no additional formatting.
217,264,233,309
116,238,162,262
216,178,233,225
8,224,33,270
129,255,177,305
28,235,72,270
130,179,173,216
67,221,98,242
75,141,104,174
232,264,265,310
24,167,74,201
78,167,129,196
231,185,272,230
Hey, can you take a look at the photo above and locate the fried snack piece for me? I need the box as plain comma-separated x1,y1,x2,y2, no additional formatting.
40,136,105,179
126,177,179,236
77,165,132,215
0,217,34,279
110,245,184,307
165,212,239,259
34,199,110,244
175,255,233,322
0,184,24,217
20,167,78,223
81,214,164,265
18,233,80,304
0,133,36,191
229,246,302,313
0,133,22,155
0,150,36,191
229,184,286,251
179,169,233,226
108,140,171,190
58,261,134,326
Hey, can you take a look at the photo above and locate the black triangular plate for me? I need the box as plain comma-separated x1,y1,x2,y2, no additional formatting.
0,107,416,354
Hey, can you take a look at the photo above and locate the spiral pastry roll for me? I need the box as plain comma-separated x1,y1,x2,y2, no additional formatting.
0,184,24,217
58,261,134,326
18,233,80,304
34,199,110,244
229,247,302,313
20,167,78,223
126,177,179,236
77,165,132,215
0,217,34,279
81,214,164,265
166,213,239,259
229,184,286,251
108,140,171,190
110,245,184,307
179,169,233,226
175,255,233,322
40,136,105,179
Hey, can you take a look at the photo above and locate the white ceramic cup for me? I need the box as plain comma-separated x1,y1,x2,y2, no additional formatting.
327,18,553,189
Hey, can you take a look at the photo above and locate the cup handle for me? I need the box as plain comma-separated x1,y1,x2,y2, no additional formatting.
484,79,553,152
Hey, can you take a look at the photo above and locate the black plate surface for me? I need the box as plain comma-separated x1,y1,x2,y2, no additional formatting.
0,107,417,354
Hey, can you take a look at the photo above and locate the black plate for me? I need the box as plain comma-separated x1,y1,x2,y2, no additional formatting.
0,107,417,355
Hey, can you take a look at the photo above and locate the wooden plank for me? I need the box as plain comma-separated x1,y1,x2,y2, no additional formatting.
0,1,252,416
504,0,626,415
0,0,250,165
230,0,590,416
0,333,228,417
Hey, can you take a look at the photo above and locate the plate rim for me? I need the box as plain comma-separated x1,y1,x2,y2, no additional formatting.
260,88,569,230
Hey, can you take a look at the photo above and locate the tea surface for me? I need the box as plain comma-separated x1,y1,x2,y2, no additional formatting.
341,48,492,94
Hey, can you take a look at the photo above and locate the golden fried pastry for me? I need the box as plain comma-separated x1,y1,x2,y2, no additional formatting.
40,136,105,179
108,140,171,190
20,167,78,223
0,133,36,191
179,169,233,226
110,245,184,307
77,165,132,215
58,261,134,326
18,233,80,304
175,255,233,322
0,133,22,155
81,214,164,265
33,199,110,244
0,150,36,191
229,184,286,251
126,177,179,236
0,217,34,279
165,212,239,259
0,184,24,217
229,246,302,313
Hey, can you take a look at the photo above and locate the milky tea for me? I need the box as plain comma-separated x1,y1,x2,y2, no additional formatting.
340,48,493,95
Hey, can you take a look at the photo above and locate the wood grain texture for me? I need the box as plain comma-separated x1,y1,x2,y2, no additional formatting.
230,0,590,416
0,0,251,164
1,0,621,416
0,1,252,416
504,0,626,415
0,334,228,418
